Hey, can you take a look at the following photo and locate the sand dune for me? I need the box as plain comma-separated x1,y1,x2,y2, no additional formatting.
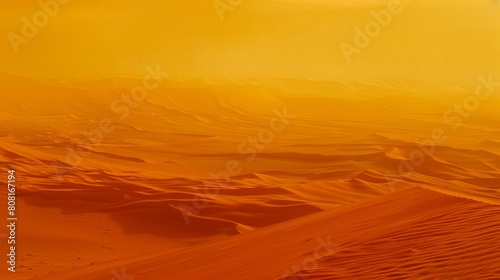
1,0,499,278
1,74,500,279
49,188,500,280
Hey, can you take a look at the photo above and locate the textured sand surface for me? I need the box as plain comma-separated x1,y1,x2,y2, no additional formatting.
1,73,500,279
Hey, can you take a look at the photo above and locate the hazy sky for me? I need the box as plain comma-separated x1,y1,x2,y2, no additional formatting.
1,0,498,85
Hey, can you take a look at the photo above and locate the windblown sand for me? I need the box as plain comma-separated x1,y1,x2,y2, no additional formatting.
1,74,500,279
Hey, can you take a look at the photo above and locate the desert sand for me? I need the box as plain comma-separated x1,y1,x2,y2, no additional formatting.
1,73,500,279
1,0,499,279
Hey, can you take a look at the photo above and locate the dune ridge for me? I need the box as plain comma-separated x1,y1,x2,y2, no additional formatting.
50,188,500,280
1,74,500,279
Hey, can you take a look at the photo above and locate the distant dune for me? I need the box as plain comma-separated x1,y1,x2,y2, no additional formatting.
1,74,500,279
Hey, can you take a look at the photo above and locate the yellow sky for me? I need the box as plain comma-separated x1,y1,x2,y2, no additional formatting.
0,0,498,85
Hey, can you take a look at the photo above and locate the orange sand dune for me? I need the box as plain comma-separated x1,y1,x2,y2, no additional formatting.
1,0,499,278
49,188,500,280
1,74,500,279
